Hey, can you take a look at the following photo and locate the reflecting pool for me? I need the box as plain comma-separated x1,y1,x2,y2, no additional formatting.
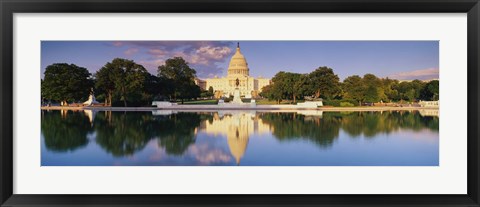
41,110,439,166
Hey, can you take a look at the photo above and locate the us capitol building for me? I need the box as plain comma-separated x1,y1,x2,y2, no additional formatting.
195,43,271,98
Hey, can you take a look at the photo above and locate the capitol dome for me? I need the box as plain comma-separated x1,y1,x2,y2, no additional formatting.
227,42,249,76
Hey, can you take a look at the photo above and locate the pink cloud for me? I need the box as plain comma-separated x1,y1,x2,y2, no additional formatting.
147,49,168,58
188,144,232,165
187,46,232,66
124,48,139,56
388,68,439,80
147,141,231,165
139,59,165,74
171,51,188,59
111,41,124,47
108,41,235,77
196,46,231,60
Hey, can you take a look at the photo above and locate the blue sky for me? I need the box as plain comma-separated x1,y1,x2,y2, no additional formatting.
41,41,439,81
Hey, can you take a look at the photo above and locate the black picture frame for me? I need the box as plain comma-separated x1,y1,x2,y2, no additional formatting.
1,0,479,206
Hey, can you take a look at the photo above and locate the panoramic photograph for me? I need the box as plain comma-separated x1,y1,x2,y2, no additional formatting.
41,41,439,166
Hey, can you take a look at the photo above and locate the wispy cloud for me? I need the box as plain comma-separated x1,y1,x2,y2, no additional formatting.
110,41,234,77
147,141,232,165
147,48,168,57
112,42,124,47
388,68,439,80
188,144,232,165
124,48,139,56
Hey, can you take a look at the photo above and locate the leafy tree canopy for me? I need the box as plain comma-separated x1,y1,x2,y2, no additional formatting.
96,58,150,106
42,63,93,103
307,66,341,100
157,57,200,102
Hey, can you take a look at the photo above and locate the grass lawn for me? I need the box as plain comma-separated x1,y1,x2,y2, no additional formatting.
255,99,297,105
182,99,303,105
181,99,218,105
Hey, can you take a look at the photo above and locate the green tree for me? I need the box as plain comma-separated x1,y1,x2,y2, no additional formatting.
269,72,303,103
382,78,399,102
259,84,283,104
183,81,202,101
395,81,410,101
270,72,288,101
208,86,214,97
157,57,199,103
293,74,311,101
362,74,383,103
200,86,215,99
421,80,439,101
144,74,163,102
307,67,341,100
395,80,426,102
410,79,426,101
95,64,115,106
96,58,150,107
405,88,416,102
285,73,303,102
42,63,93,104
342,75,365,105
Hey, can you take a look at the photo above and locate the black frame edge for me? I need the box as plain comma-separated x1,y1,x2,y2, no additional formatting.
1,0,480,206
0,0,478,13
0,0,14,206
468,1,480,205
2,194,480,207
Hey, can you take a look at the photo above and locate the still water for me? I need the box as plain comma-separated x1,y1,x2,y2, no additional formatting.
41,110,439,166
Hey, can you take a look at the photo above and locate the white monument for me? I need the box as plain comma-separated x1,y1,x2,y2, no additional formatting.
231,78,244,104
83,88,99,106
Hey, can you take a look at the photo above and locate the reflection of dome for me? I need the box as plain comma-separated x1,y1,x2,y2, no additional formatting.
227,42,249,77
200,111,272,165
227,129,249,165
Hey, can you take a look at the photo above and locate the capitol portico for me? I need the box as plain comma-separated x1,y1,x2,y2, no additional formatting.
197,43,271,99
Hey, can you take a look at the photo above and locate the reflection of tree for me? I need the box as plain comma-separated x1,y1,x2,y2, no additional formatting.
423,116,439,131
341,111,439,138
260,112,341,148
260,111,439,148
90,111,205,157
156,113,202,155
41,110,92,152
397,111,439,132
341,112,398,138
43,110,439,159
94,111,157,157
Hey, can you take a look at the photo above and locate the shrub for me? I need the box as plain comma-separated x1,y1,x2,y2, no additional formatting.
324,99,358,107
323,99,341,107
340,99,359,106
340,102,355,107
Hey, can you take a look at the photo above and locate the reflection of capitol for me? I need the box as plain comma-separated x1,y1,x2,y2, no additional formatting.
44,109,439,165
200,111,271,165
150,110,325,165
